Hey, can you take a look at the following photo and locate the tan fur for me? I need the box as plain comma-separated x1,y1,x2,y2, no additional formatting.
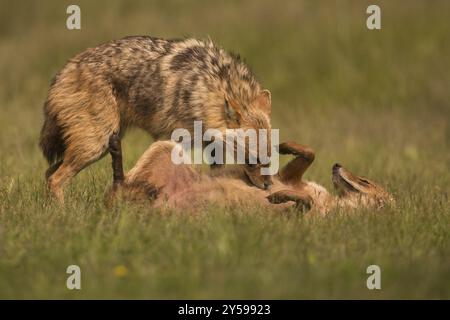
110,140,394,214
39,36,272,202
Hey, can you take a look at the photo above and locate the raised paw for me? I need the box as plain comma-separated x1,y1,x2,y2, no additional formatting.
277,142,315,160
267,189,313,212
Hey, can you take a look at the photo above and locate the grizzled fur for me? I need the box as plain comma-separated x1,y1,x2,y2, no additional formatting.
40,36,272,202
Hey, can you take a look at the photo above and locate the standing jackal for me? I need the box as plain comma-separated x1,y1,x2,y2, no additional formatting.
39,36,272,202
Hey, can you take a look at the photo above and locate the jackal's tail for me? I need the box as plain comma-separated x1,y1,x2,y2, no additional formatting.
39,106,66,165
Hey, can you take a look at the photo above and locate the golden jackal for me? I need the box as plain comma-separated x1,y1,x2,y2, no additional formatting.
108,135,394,214
39,36,272,202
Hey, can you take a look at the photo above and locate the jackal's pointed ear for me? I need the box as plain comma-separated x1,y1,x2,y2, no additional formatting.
224,98,242,122
254,89,271,115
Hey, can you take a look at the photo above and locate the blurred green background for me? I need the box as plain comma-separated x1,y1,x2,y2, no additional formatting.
0,0,449,299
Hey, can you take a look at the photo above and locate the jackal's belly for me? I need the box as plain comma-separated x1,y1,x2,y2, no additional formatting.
155,177,270,211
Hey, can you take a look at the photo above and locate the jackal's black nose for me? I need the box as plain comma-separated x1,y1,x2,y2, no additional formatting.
263,182,271,190
332,163,342,174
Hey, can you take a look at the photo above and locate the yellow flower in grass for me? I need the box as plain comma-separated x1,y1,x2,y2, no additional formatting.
113,265,129,278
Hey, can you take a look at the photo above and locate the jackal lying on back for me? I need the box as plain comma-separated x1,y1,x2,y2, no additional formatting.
39,36,272,202
108,135,394,214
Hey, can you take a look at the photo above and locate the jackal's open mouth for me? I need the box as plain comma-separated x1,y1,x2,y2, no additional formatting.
332,163,372,194
332,162,392,198
244,164,273,190
332,163,342,177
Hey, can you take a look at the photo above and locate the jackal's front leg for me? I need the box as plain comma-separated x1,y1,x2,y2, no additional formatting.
109,133,124,190
278,142,315,185
267,189,313,212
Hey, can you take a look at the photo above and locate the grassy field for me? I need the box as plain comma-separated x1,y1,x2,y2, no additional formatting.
0,0,449,299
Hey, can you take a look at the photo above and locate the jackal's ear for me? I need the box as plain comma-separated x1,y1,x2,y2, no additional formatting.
224,98,242,122
254,89,271,115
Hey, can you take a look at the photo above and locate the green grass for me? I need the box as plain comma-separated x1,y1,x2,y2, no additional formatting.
0,0,449,299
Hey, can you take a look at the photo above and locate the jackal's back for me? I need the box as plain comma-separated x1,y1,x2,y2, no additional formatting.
50,36,262,136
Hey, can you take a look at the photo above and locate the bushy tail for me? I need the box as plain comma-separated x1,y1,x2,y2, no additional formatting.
39,108,66,165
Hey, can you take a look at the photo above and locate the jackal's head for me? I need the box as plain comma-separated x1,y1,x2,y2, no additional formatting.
243,162,273,190
224,89,273,189
332,163,394,209
224,89,272,130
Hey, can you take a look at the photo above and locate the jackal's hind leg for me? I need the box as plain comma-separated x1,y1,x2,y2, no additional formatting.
45,160,63,180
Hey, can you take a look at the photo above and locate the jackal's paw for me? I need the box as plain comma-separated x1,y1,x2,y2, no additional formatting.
267,189,312,212
277,142,315,159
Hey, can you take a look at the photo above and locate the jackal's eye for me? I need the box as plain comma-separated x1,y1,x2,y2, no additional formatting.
358,178,371,186
224,99,232,119
224,99,241,125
